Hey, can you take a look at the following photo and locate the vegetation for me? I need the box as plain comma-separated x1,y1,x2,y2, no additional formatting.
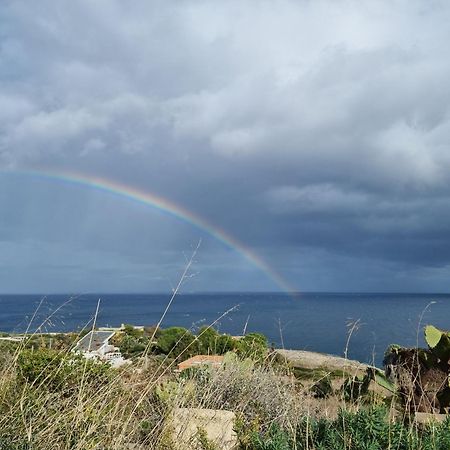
196,326,236,355
251,407,450,450
1,323,450,448
384,324,450,413
156,326,197,358
236,332,268,362
17,348,111,391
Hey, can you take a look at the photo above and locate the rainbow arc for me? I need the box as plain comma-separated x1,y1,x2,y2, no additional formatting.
2,169,296,294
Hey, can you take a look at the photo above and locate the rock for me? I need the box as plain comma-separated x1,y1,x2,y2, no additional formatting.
275,349,368,376
414,412,447,425
167,407,237,450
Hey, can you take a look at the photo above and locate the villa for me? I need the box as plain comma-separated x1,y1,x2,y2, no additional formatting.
74,330,126,367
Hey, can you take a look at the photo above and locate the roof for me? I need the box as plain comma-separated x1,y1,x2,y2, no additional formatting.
75,331,115,352
177,355,224,371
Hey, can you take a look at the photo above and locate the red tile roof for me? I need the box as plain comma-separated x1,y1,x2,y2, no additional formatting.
177,355,224,371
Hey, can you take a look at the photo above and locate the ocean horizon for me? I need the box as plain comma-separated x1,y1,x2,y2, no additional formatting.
1,291,449,367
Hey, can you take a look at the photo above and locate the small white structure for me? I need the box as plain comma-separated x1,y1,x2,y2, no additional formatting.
74,330,127,367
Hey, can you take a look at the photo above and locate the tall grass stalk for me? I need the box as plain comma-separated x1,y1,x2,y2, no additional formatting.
1,267,449,448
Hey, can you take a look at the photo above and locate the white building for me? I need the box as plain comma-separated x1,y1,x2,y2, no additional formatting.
74,330,127,367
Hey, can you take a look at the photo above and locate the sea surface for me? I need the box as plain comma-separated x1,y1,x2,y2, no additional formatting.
1,292,449,366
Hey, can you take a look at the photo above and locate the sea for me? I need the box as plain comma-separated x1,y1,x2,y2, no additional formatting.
1,292,449,367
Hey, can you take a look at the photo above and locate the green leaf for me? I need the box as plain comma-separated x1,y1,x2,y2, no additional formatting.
425,325,443,349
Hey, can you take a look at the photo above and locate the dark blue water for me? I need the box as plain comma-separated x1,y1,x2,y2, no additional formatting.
1,292,449,366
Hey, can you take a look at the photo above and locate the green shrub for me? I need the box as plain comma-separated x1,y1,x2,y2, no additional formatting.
236,333,268,362
17,348,111,392
196,327,237,355
156,327,196,359
178,365,212,385
123,324,144,339
250,424,291,450
246,406,450,450
117,334,146,358
295,407,450,450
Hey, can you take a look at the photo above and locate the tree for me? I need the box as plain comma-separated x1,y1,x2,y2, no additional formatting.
156,327,196,359
196,327,237,355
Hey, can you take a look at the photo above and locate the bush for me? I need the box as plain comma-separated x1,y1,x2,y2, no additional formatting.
250,424,291,450
236,333,268,362
118,334,146,359
294,406,450,450
156,327,196,359
17,348,111,392
196,327,237,355
123,324,144,339
244,406,450,450
182,353,299,432
111,325,157,358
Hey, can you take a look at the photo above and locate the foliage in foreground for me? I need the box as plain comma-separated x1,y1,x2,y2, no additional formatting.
384,324,450,413
17,348,112,391
4,324,450,449
249,407,450,450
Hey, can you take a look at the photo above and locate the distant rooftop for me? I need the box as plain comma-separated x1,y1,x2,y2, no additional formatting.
75,330,115,352
177,355,224,372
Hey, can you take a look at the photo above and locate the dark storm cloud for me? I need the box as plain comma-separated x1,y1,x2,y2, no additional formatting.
2,0,450,292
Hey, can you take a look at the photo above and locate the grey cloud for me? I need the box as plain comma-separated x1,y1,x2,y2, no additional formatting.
2,0,450,291
265,184,370,214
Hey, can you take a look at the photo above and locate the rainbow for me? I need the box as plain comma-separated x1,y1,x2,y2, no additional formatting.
3,169,296,293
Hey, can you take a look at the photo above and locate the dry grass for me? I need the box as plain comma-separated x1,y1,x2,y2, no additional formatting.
0,332,380,450
3,324,450,449
0,258,446,449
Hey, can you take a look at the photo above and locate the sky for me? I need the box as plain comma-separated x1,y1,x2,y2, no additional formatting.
1,0,450,293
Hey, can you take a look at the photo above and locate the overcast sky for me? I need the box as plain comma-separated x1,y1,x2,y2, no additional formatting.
2,0,450,293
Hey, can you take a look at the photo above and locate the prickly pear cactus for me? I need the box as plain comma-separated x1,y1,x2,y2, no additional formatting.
425,325,443,348
425,325,450,363
383,325,450,413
